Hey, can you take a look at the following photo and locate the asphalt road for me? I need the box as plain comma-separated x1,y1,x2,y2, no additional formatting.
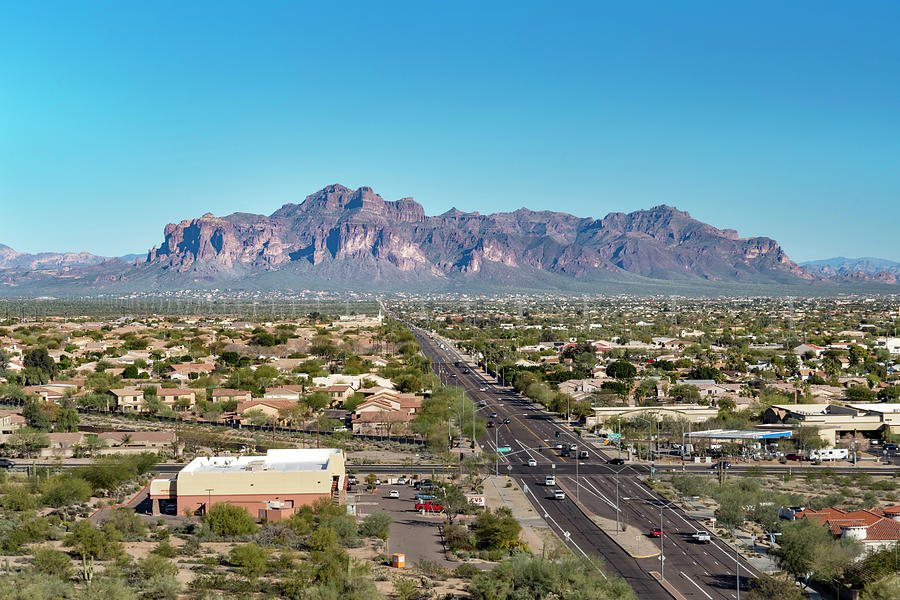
410,324,760,600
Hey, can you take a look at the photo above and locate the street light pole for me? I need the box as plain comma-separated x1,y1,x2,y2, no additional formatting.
575,444,580,502
617,414,622,459
495,425,499,476
660,503,665,581
615,468,620,534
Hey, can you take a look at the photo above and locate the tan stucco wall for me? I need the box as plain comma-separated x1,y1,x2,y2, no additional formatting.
176,452,345,498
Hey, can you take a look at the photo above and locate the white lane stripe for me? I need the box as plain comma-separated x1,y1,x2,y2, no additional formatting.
681,571,714,600
518,478,608,580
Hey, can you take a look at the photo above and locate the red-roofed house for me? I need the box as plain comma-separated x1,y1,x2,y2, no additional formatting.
797,506,900,553
166,363,215,381
351,390,422,435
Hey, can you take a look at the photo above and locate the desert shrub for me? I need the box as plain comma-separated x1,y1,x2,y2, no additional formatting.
32,547,73,579
254,523,302,548
359,511,392,540
2,485,39,511
472,508,522,551
102,507,147,541
454,562,480,578
40,475,92,507
468,555,635,600
443,522,474,551
151,540,178,558
229,543,270,578
204,503,258,537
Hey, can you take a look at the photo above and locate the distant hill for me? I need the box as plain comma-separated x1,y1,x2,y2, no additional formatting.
801,257,900,284
2,184,898,295
0,244,109,270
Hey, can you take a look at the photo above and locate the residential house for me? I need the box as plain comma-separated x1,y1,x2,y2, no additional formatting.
0,410,26,443
210,388,252,404
98,431,176,453
324,384,353,406
236,399,299,425
793,343,824,357
166,363,215,381
108,388,145,412
797,506,900,554
351,390,422,435
156,388,197,411
263,385,304,401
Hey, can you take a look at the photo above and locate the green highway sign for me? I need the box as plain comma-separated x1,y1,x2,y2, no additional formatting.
497,446,511,453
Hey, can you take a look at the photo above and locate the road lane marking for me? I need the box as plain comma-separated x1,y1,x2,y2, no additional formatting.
681,571,713,600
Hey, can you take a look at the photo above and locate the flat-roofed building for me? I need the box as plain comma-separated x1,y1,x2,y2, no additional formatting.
150,448,346,520
588,405,720,429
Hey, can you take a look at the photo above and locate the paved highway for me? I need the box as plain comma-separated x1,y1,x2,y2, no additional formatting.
410,324,760,600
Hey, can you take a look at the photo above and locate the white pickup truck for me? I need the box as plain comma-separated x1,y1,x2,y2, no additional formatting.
691,530,712,543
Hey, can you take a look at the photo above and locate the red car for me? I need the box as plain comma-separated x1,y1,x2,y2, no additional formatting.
650,527,663,537
415,501,444,512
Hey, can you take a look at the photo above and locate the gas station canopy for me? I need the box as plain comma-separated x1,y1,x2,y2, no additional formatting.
683,429,792,441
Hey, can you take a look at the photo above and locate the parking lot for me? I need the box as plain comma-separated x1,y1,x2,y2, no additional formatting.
353,480,455,568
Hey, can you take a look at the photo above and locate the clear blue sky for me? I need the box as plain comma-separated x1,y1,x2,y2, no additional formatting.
1,1,898,261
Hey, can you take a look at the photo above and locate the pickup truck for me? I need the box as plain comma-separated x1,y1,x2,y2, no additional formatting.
691,531,712,543
415,501,444,512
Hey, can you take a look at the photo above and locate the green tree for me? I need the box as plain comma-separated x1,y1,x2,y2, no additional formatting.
22,400,54,431
205,503,258,537
606,360,637,380
55,407,80,432
472,507,522,551
122,364,139,379
229,543,270,578
24,347,57,379
670,384,700,403
41,474,92,506
747,575,803,600
67,519,121,560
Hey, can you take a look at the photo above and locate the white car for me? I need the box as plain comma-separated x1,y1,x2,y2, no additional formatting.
479,387,486,391
554,489,566,500
527,458,537,467
389,490,400,499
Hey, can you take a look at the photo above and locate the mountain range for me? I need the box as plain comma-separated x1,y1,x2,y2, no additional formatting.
1,185,898,294
800,257,900,284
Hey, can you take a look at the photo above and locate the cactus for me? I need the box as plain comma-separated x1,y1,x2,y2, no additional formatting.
81,555,94,582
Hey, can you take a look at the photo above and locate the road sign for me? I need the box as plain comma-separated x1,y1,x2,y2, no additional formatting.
497,446,511,453
608,433,621,440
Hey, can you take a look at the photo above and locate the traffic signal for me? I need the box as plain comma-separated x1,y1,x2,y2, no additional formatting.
555,431,560,438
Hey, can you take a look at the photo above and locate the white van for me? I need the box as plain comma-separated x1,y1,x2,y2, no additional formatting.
807,448,849,461
545,475,556,486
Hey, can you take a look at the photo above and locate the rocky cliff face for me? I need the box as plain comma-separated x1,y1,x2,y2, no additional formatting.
144,184,815,285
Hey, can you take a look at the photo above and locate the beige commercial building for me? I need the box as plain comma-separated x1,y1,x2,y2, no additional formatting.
150,448,346,520
763,403,900,444
588,405,720,430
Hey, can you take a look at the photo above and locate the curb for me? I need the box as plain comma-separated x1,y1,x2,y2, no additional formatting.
89,482,150,520
650,572,689,600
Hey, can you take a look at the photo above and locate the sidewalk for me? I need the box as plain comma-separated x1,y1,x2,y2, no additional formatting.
483,475,557,555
